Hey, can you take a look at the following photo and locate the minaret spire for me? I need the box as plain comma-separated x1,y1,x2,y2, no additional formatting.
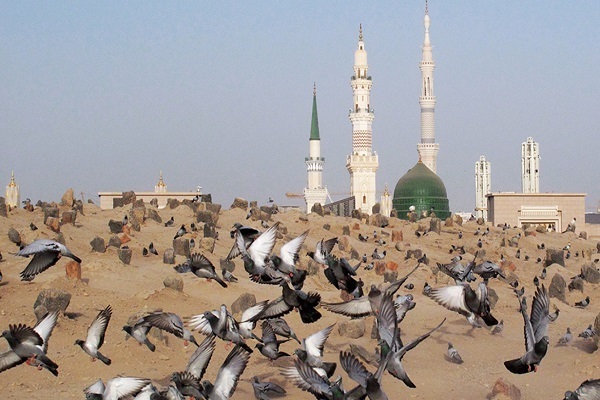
347,25,378,215
304,84,327,212
417,0,440,174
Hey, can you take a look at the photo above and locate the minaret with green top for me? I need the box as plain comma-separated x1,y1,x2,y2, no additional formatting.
304,83,328,212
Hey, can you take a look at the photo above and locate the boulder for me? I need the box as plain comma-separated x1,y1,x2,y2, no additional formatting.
120,233,131,245
385,261,398,271
65,260,81,280
118,247,132,264
536,225,547,233
338,319,365,339
490,378,521,400
7,227,21,246
374,261,386,276
384,270,397,283
476,217,485,225
220,258,235,273
231,293,256,316
488,287,499,309
206,203,222,214
390,209,398,218
594,312,600,350
146,209,162,224
163,275,184,292
33,289,71,320
168,198,180,209
306,259,320,276
350,249,360,261
406,249,423,260
568,277,584,292
199,238,215,254
230,197,248,211
24,203,34,212
129,201,146,225
408,211,418,222
54,232,66,245
173,238,191,258
452,214,463,226
391,230,403,242
108,219,124,234
444,218,453,227
323,223,331,231
108,235,121,248
368,213,388,228
371,203,381,215
196,210,217,224
394,242,403,252
61,210,77,225
163,248,176,264
90,236,106,253
46,217,60,233
429,218,442,235
60,188,75,207
342,225,350,236
150,198,158,207
311,203,324,216
43,206,59,224
122,191,136,206
204,223,217,238
581,264,600,284
337,236,352,252
74,199,84,215
545,249,565,268
0,197,6,217
549,273,567,303
579,231,588,240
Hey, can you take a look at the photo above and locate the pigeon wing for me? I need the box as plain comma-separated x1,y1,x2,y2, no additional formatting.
519,297,536,352
33,311,59,353
304,324,335,358
258,296,294,320
104,377,151,399
0,349,25,373
282,358,332,397
11,324,43,346
322,297,372,318
393,318,446,361
429,285,470,316
15,239,60,257
247,223,280,268
84,379,106,395
530,285,550,342
187,311,220,335
186,335,216,380
340,351,370,388
279,230,309,266
86,306,112,350
574,379,600,398
144,312,184,338
213,345,251,399
376,292,398,348
20,251,61,281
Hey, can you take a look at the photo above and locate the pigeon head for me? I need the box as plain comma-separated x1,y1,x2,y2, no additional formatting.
563,391,577,400
74,339,85,347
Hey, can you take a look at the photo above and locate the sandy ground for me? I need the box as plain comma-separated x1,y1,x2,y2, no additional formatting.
0,201,598,399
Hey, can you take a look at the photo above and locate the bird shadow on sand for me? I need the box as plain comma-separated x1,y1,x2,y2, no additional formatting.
572,340,597,354
64,311,84,320
0,281,8,287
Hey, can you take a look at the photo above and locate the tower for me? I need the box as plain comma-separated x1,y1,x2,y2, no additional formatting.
475,156,491,220
304,84,328,212
155,171,167,193
5,171,20,209
346,24,378,214
521,137,540,193
417,1,440,174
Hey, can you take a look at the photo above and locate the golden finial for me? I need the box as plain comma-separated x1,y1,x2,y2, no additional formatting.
157,171,165,187
8,171,16,187
425,0,428,15
383,184,389,196
359,23,363,41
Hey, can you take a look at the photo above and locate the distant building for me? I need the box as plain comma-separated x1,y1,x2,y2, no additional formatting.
346,25,378,215
5,171,20,209
304,84,328,212
521,137,540,193
487,192,585,231
475,156,491,220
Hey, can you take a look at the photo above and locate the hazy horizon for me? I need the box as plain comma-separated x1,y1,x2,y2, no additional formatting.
2,2,599,212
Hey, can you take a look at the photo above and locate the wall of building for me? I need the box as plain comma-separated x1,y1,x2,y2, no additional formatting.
98,192,200,210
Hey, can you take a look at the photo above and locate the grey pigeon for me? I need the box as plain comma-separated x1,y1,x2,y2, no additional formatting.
188,305,253,353
558,327,572,345
222,269,238,283
174,253,228,288
472,260,505,281
575,296,590,308
447,342,464,364
171,371,203,399
255,321,290,361
149,242,158,255
294,324,337,378
123,317,156,352
429,282,498,328
174,224,187,240
548,308,559,322
15,239,82,281
564,379,600,400
491,320,504,335
75,305,112,365
168,335,217,398
165,216,174,227
0,312,59,376
84,376,150,400
282,357,345,399
227,223,261,261
143,312,198,346
340,350,391,400
578,325,596,340
251,376,286,400
504,285,550,374
201,345,251,400
266,318,300,344
307,237,338,265
270,229,309,275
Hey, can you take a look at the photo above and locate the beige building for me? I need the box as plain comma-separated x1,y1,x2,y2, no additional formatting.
486,192,585,231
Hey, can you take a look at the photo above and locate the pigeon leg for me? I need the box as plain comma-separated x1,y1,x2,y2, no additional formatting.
91,358,96,362
25,355,36,366
184,340,189,346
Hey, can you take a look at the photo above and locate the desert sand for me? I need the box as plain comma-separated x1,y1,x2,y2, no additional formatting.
0,199,598,400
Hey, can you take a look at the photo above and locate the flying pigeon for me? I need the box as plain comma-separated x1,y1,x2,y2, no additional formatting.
255,321,290,361
564,379,600,400
266,318,300,344
174,253,228,288
294,324,337,378
504,285,550,374
75,305,112,365
189,305,253,353
307,237,338,265
142,312,198,346
200,345,251,400
123,317,156,352
251,376,286,400
84,376,150,400
15,239,82,281
227,223,261,261
270,230,309,275
429,282,498,328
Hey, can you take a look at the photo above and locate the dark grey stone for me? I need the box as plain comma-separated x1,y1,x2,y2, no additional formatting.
43,206,59,224
146,208,162,223
204,223,217,238
342,225,351,236
33,288,71,320
568,277,584,292
7,227,21,245
429,218,442,235
196,210,216,224
108,235,121,248
384,270,398,283
231,293,256,316
488,287,498,309
108,219,123,234
206,203,222,214
118,247,132,264
54,232,65,245
546,249,565,268
311,203,324,216
581,264,600,284
230,197,248,211
371,203,381,215
173,238,191,257
90,236,106,253
122,191,136,206
163,248,175,264
549,273,567,303
323,223,331,231
61,210,77,225
167,198,180,209
0,197,7,217
350,249,360,260
406,249,423,260
306,259,320,276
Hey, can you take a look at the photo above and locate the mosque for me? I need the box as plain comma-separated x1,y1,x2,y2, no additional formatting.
304,2,451,220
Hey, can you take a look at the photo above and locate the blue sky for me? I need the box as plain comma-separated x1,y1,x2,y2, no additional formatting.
1,1,599,212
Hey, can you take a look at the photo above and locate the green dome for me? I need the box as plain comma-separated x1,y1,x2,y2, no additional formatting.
393,161,451,220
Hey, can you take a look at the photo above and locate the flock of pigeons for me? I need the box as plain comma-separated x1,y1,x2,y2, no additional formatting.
0,214,599,399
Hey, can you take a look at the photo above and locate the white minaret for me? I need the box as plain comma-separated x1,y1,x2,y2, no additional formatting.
521,137,540,193
346,24,378,214
475,156,491,220
5,171,20,209
304,84,328,212
417,1,440,174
